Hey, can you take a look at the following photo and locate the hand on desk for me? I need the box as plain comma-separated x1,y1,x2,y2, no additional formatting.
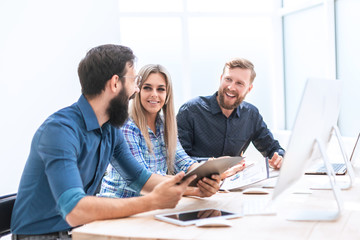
268,152,282,169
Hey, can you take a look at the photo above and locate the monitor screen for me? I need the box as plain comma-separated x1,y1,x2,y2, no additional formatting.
273,78,343,199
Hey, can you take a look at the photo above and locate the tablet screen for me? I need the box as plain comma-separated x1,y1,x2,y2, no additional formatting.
165,209,234,221
155,208,241,226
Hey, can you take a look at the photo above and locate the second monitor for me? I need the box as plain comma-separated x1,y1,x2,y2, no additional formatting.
272,78,343,221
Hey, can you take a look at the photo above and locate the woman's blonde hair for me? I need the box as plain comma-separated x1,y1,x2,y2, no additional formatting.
130,64,177,174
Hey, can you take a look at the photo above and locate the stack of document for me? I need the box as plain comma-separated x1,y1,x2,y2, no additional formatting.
220,158,274,191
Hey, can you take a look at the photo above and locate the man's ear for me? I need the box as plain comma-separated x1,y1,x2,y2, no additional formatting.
248,83,253,93
108,75,122,93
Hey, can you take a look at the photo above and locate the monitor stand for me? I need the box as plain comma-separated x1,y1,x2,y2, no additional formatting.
287,138,343,221
310,125,355,190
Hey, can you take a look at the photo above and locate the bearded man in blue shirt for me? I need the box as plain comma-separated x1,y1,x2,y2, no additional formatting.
11,44,220,240
177,58,284,169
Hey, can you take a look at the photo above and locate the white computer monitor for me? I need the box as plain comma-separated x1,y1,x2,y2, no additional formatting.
272,78,343,221
349,132,360,166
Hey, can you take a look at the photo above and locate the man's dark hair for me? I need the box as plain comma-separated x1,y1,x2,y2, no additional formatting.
78,44,136,97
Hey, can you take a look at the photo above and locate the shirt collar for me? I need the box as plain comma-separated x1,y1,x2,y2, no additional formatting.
77,94,101,131
210,92,241,117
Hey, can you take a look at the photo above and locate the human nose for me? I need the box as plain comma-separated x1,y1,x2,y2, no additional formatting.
150,88,158,97
227,81,236,91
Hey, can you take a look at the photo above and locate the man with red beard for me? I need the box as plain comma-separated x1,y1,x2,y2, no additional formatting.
11,44,220,239
177,58,284,169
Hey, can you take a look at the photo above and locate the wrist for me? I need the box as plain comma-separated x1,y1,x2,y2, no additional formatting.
142,193,158,211
184,187,198,197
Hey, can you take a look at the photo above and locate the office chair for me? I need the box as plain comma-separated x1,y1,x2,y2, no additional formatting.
0,193,16,237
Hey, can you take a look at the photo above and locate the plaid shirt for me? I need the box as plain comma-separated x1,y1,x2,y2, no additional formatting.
100,116,196,198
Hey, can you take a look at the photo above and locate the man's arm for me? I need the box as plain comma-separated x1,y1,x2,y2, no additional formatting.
176,105,194,154
141,165,221,198
250,109,285,169
66,172,196,227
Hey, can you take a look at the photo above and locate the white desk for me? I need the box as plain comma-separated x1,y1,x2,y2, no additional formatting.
72,172,360,240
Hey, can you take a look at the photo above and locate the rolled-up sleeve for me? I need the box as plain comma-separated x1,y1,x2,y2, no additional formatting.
58,187,86,218
38,121,85,215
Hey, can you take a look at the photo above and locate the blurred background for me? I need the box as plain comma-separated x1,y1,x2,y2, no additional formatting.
1,0,359,195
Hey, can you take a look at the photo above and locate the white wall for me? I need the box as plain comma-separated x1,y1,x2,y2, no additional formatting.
281,0,360,137
2,0,355,198
117,0,285,130
0,0,121,195
0,0,285,196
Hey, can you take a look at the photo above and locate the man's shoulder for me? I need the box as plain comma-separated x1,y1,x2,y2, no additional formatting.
48,104,87,130
42,104,80,127
240,101,260,113
178,95,212,112
30,104,85,152
41,109,85,140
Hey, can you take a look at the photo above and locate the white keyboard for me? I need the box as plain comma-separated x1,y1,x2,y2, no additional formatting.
242,198,277,216
317,163,345,173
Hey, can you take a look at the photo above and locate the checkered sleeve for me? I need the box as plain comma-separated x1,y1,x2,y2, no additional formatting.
174,138,197,173
99,120,152,199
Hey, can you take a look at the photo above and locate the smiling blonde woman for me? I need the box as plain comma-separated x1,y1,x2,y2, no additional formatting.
99,64,206,198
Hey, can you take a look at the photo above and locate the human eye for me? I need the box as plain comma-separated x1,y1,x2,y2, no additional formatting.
157,87,166,92
224,77,233,83
142,86,152,91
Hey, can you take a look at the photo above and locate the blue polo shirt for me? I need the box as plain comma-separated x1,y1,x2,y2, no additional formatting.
177,92,285,160
11,95,152,234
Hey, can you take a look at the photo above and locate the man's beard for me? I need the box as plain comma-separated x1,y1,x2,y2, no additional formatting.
106,87,130,128
218,88,244,110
